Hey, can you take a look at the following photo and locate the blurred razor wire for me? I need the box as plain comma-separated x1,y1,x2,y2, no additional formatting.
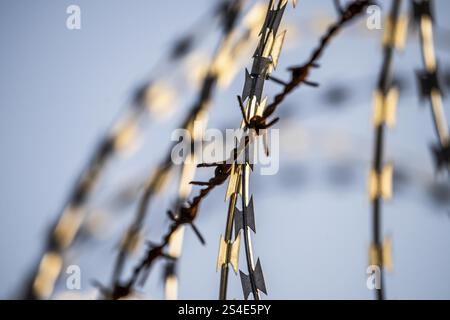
103,0,274,300
367,0,406,300
20,0,245,300
17,0,450,301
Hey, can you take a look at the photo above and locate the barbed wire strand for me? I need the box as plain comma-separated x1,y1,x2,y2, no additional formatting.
178,0,374,239
105,0,255,299
368,0,405,301
162,0,260,300
100,0,372,300
413,0,450,174
234,0,290,301
21,1,237,300
189,0,373,300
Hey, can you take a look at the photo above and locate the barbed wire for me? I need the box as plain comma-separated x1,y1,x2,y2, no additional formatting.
115,0,372,300
173,0,374,258
102,0,271,300
367,0,406,301
21,0,450,301
234,0,374,301
229,0,291,300
162,0,263,300
412,0,450,174
21,0,244,300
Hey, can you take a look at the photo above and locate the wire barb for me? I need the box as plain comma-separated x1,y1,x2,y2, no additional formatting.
239,259,267,300
234,196,256,234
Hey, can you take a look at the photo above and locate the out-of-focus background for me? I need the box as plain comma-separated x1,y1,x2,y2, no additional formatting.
1,0,450,299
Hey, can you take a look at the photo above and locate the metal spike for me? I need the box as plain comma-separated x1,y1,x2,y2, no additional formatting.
382,237,393,272
243,74,266,103
368,170,378,201
416,69,442,100
230,233,241,273
170,35,194,60
253,259,267,295
373,88,398,128
216,234,241,274
239,270,252,300
234,196,256,234
431,143,450,171
258,15,269,37
245,196,256,233
239,258,267,299
234,207,243,235
383,16,408,50
368,164,393,201
254,4,286,58
270,30,287,71
258,5,284,37
372,90,384,127
267,6,286,37
262,31,274,58
54,206,84,249
383,17,394,48
217,236,227,272
369,238,393,272
253,76,265,102
225,164,241,200
242,69,253,101
385,87,399,128
247,95,258,119
253,35,264,58
251,56,271,76
369,243,380,267
381,164,393,200
255,96,268,117
412,0,434,25
262,129,270,156
33,252,63,299
190,222,206,245
394,16,409,50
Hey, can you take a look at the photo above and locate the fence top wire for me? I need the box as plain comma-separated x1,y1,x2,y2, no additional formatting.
102,0,372,300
